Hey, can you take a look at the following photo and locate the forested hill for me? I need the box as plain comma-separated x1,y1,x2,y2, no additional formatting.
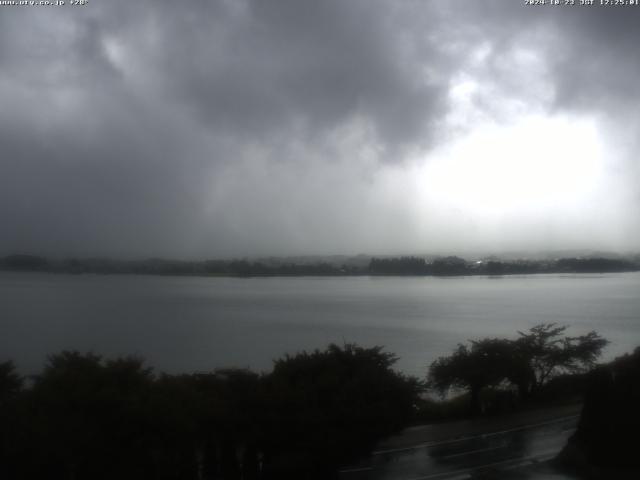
1,253,638,277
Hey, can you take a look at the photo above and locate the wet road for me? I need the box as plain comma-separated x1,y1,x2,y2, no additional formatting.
340,414,579,480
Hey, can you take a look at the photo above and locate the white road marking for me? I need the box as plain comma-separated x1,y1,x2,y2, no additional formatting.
372,414,579,456
404,450,560,480
440,444,504,459
339,466,373,473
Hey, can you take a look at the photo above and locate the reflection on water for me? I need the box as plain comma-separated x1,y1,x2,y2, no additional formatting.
1,272,639,375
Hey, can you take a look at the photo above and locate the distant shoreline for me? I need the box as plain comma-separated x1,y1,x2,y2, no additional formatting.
2,253,638,278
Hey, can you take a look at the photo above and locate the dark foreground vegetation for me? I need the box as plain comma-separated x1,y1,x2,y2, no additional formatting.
427,323,608,417
0,325,631,479
557,347,640,477
0,344,420,480
1,253,639,277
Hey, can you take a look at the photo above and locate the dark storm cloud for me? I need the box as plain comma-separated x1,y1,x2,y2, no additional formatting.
0,0,639,257
96,0,448,150
0,0,451,257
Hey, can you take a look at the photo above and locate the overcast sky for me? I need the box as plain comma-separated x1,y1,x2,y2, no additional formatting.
1,0,639,259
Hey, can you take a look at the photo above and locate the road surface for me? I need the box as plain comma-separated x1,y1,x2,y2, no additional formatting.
340,405,582,480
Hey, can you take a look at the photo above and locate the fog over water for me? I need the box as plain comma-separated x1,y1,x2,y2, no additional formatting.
2,272,638,376
1,1,639,258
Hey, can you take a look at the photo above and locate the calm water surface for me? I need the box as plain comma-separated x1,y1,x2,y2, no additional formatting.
1,272,638,376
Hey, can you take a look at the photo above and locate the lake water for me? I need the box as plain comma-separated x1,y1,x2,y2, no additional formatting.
1,272,639,377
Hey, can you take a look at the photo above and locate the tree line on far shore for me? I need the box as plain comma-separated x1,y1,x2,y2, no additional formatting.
1,253,638,277
0,323,617,479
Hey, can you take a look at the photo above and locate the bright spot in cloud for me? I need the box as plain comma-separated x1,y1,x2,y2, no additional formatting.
419,115,605,218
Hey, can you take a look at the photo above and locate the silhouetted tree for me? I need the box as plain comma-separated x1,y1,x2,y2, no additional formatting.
428,339,516,415
1,345,427,480
515,323,608,397
24,351,159,480
429,325,608,412
262,343,422,478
